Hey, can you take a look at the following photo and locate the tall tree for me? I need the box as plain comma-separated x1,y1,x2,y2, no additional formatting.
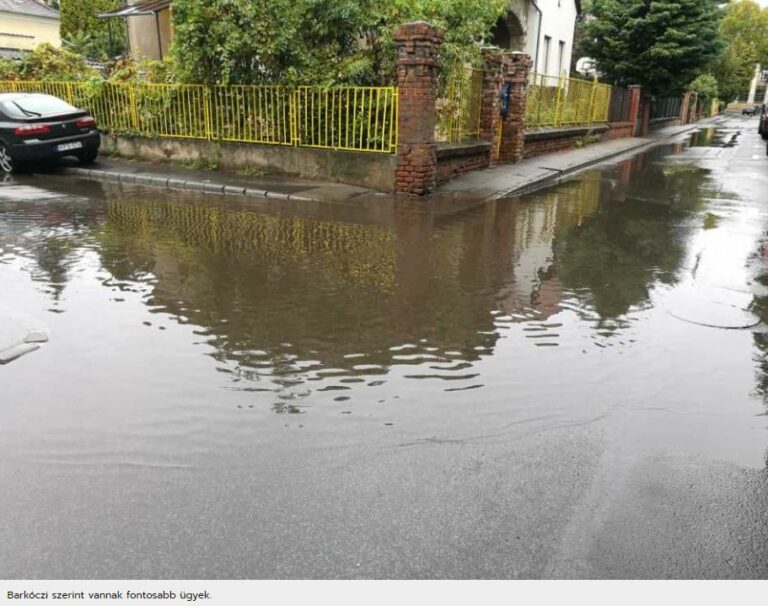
582,0,722,96
712,0,768,101
59,0,125,60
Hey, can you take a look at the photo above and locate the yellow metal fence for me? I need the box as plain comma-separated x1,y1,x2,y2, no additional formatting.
436,63,484,143
0,80,398,153
525,72,612,129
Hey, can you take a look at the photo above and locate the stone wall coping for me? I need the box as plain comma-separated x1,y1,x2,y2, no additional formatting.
524,124,609,142
436,140,492,160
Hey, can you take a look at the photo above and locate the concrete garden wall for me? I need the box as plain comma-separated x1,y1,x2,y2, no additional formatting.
100,134,397,193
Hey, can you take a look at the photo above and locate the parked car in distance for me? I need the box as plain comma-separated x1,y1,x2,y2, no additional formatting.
0,93,100,173
742,104,759,116
759,106,768,139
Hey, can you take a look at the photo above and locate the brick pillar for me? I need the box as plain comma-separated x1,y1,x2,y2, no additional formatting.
628,85,641,135
635,98,650,136
679,92,690,125
479,48,505,165
394,22,443,196
498,51,532,164
690,92,698,122
640,99,650,135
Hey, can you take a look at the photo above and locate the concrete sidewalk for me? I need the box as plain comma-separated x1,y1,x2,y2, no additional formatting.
433,120,722,202
0,305,48,365
57,157,389,204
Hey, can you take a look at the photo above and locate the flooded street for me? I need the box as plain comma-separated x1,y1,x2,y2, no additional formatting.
2,116,768,578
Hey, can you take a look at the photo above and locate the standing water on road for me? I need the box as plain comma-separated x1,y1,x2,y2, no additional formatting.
2,118,768,578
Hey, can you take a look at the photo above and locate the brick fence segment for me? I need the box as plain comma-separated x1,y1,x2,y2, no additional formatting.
394,21,443,196
498,52,532,164
628,85,642,136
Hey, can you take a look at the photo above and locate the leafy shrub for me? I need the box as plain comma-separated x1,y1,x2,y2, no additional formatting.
688,74,718,100
171,0,509,86
60,0,126,60
0,44,100,82
107,57,179,84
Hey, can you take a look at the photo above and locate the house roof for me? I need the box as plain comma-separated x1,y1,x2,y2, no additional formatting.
99,0,172,18
0,0,59,19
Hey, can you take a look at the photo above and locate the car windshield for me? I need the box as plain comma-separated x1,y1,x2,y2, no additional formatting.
1,95,78,119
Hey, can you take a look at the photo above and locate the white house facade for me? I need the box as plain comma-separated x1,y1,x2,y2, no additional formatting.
0,0,60,59
491,0,580,78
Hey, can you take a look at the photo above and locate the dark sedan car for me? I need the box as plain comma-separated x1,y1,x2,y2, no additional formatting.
743,104,759,116
759,105,768,140
0,92,100,173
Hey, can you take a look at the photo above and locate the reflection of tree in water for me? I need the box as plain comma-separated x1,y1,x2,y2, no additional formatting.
31,236,75,301
553,153,710,319
747,243,768,409
0,202,103,302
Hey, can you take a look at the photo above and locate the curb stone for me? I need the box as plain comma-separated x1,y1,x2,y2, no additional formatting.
490,139,656,200
61,167,319,202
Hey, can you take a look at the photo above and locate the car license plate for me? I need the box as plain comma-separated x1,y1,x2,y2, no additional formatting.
57,141,83,152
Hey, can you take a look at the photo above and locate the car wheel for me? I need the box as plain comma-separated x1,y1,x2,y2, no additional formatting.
0,142,16,173
77,149,98,165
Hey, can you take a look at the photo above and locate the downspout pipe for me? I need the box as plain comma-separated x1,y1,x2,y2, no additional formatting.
155,11,164,59
530,0,543,75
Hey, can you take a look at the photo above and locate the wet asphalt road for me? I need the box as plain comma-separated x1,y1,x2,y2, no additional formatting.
1,115,768,579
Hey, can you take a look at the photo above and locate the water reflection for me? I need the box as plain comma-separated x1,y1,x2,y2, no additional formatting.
552,153,709,318
0,143,716,411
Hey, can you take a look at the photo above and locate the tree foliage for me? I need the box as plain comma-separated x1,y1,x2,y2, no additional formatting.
688,73,718,99
581,0,722,96
59,0,125,60
711,0,768,102
170,0,508,85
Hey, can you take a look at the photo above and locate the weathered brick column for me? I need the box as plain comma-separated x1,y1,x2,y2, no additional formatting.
498,52,532,164
639,98,651,135
628,85,642,135
479,48,505,165
689,92,699,122
394,22,443,196
679,92,691,125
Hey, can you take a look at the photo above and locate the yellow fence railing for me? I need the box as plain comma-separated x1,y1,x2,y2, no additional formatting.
436,63,484,143
0,80,398,154
525,72,612,129
211,85,293,145
295,86,399,153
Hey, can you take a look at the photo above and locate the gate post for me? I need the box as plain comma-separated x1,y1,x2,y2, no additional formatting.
628,85,641,135
679,92,691,125
394,21,443,196
498,52,532,164
479,48,505,165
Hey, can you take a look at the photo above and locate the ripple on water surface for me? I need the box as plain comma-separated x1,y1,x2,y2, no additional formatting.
2,137,768,473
